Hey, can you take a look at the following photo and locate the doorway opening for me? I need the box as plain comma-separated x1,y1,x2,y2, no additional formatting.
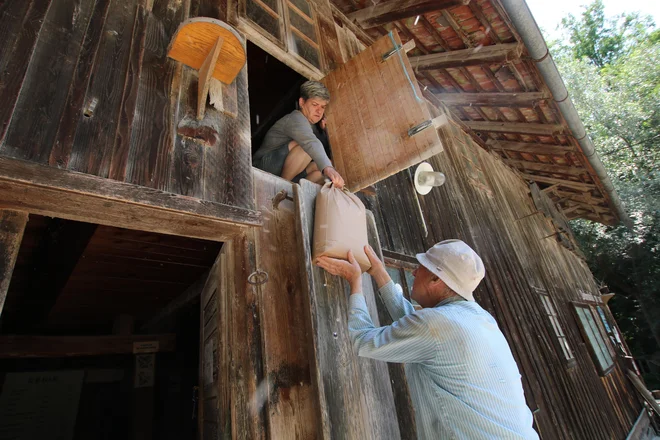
0,215,222,440
247,41,306,155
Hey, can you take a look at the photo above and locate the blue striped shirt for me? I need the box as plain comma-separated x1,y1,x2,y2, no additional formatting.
348,281,539,440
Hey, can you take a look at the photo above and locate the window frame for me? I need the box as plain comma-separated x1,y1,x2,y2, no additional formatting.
237,0,325,77
533,287,576,368
571,302,616,376
382,251,418,305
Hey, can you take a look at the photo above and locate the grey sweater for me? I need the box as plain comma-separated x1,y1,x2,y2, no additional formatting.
254,110,332,171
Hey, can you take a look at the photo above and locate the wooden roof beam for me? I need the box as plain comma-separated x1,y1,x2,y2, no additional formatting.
0,334,176,358
409,43,522,70
554,190,606,204
464,120,565,136
518,173,597,190
487,139,575,155
504,159,587,177
561,200,609,214
437,91,549,107
347,0,471,29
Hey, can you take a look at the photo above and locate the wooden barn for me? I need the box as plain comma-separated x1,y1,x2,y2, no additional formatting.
0,0,657,438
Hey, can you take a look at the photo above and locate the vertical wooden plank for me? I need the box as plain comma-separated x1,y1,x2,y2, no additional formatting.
66,0,140,176
203,61,253,208
0,0,53,146
364,210,417,440
225,234,268,440
108,4,149,180
296,179,367,440
171,68,207,199
308,0,342,72
125,0,188,189
251,170,320,439
353,211,401,439
295,179,401,440
169,57,252,210
0,210,28,318
293,180,331,440
1,0,96,162
49,0,114,167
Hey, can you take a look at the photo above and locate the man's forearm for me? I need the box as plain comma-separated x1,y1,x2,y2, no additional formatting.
371,268,391,289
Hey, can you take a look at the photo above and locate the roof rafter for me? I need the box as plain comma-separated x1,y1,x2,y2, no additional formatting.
409,43,522,70
347,0,471,29
465,120,564,135
438,91,549,107
487,139,575,155
504,159,586,177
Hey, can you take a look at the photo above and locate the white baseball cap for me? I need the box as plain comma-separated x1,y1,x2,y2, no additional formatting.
416,239,485,301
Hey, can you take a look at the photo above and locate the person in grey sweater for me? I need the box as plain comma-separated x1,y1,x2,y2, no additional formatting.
253,81,345,187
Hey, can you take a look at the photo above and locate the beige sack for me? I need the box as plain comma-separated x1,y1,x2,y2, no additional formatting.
313,182,371,272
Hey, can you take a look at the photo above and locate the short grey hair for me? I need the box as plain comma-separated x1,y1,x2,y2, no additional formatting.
300,80,330,102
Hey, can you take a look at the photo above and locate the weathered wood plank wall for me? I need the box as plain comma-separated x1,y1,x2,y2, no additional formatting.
0,210,28,316
0,0,253,211
362,112,642,439
295,179,401,440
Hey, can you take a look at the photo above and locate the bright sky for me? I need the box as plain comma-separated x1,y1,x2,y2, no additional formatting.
525,0,660,40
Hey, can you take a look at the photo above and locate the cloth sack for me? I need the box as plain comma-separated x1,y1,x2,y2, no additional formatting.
313,182,371,272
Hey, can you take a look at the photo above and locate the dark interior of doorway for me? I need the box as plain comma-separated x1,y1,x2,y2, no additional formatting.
0,215,221,439
247,41,305,155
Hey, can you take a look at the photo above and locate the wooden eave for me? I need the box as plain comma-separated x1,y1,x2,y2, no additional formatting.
331,0,618,225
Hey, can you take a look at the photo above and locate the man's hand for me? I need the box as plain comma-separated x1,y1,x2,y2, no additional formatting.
323,166,345,189
316,251,362,294
364,245,391,289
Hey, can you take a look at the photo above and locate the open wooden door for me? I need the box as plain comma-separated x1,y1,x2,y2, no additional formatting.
322,30,443,192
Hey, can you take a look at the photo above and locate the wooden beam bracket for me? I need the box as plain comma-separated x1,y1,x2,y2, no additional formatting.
408,114,449,137
198,36,224,120
381,37,416,62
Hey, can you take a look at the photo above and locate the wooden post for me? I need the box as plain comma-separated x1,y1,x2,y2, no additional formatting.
0,210,28,318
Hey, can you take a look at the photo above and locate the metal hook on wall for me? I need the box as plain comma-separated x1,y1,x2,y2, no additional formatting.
248,269,269,285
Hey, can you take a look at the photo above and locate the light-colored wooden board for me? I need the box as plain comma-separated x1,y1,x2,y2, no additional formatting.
322,30,442,192
168,18,246,85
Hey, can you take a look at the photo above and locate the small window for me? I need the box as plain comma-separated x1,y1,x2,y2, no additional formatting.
595,306,628,356
239,0,322,73
385,265,414,300
383,252,418,307
572,303,615,376
385,265,404,289
534,287,575,366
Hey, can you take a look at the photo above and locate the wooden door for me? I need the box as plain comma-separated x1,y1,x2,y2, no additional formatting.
322,30,443,192
198,250,224,440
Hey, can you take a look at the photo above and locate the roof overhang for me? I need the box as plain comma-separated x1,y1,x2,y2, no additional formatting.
331,0,630,226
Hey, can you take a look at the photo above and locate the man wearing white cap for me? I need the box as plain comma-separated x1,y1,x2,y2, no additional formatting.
316,240,539,440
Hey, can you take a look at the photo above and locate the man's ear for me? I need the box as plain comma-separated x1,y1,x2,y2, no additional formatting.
298,97,305,108
429,275,444,289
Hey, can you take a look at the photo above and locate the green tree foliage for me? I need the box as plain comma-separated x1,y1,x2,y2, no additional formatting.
552,1,660,387
560,0,654,67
